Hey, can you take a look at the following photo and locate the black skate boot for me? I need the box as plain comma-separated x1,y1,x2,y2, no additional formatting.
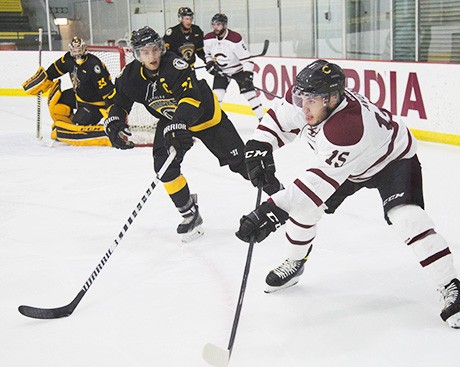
440,278,460,328
177,194,204,242
265,245,312,293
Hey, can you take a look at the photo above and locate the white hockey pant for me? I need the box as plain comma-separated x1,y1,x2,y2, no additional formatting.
387,204,457,287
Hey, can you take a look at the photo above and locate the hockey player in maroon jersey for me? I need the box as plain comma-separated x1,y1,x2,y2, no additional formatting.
163,7,205,67
236,59,460,328
104,27,273,242
22,36,115,146
203,13,265,122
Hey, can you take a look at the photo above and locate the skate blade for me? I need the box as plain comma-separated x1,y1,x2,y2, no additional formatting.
264,278,300,294
446,313,460,329
181,225,204,243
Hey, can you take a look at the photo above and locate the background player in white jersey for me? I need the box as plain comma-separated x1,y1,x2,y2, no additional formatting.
203,13,264,121
235,59,460,328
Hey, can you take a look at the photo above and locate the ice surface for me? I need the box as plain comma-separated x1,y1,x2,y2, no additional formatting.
1,96,460,366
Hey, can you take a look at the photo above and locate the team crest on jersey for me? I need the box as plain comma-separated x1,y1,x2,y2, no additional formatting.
173,58,188,70
94,65,101,74
166,28,172,36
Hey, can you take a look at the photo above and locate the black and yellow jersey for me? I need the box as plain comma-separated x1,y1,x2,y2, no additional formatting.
163,24,205,66
108,51,222,132
46,51,114,106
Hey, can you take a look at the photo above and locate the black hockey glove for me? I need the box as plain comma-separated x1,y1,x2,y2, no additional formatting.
104,116,134,150
236,201,289,243
244,140,277,187
163,121,193,160
206,61,222,77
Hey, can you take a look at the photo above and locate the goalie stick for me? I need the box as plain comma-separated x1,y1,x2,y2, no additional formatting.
202,183,263,367
18,148,177,319
36,28,43,140
195,39,270,70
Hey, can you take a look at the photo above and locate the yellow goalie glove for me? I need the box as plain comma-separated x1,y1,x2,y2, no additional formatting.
22,66,54,95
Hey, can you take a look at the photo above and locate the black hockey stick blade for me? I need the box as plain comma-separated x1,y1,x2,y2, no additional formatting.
18,290,84,319
202,343,230,367
258,39,269,57
17,148,177,320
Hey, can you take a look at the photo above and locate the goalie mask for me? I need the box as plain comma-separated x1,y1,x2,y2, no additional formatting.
130,26,166,61
69,37,87,65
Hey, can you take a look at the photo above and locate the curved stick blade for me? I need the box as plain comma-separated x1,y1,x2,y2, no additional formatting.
18,304,74,319
18,290,84,319
202,343,230,367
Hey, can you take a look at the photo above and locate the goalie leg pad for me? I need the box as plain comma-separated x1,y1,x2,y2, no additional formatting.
22,66,54,95
48,81,73,124
54,120,111,146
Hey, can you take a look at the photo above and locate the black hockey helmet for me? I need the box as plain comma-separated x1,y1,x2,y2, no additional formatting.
294,59,345,98
178,6,194,19
130,26,166,59
69,36,87,59
211,13,228,25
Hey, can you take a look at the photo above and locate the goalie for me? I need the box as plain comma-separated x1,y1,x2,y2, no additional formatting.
22,36,115,146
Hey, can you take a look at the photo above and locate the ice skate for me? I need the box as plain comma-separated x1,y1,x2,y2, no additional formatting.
265,257,307,293
177,194,204,243
440,278,460,328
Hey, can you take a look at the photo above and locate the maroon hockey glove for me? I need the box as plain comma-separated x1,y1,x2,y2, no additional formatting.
104,116,134,150
236,201,289,243
163,121,193,160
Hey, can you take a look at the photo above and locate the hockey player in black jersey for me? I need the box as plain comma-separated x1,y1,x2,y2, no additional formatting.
104,26,253,242
163,7,206,67
22,37,114,146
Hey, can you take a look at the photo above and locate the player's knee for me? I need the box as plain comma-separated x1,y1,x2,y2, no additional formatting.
289,205,325,227
387,204,435,244
49,103,73,124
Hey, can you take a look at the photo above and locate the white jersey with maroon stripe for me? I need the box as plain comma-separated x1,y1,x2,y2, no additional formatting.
203,29,254,76
251,88,417,215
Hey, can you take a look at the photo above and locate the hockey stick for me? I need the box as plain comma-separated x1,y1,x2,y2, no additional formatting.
195,39,269,70
222,73,283,100
253,86,282,99
18,148,177,319
36,28,43,140
202,183,264,367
